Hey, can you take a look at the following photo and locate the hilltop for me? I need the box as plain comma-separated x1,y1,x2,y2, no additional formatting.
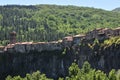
0,5,120,45
112,7,120,12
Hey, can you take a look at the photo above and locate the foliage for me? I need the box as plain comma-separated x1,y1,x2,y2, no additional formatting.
6,71,53,80
0,5,120,45
109,69,117,80
65,61,120,80
85,37,120,49
101,37,120,48
82,61,91,73
68,62,80,77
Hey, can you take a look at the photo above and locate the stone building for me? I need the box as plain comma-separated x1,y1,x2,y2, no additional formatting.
113,27,120,36
62,36,73,47
86,28,101,40
86,28,113,40
102,28,113,36
97,28,113,40
10,31,16,44
73,34,85,45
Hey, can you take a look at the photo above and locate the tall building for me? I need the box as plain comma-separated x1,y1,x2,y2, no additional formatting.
10,31,16,44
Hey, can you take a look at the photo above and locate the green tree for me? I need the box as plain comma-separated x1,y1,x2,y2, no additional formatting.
6,71,53,80
68,62,80,77
109,69,117,80
82,61,91,73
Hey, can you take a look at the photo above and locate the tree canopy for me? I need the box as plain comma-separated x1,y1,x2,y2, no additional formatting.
0,5,120,45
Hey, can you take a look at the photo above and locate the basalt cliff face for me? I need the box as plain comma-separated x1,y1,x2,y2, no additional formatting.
0,39,120,80
0,27,120,80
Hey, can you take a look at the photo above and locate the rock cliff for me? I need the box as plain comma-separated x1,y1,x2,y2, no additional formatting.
4,42,62,54
0,27,120,80
0,38,120,80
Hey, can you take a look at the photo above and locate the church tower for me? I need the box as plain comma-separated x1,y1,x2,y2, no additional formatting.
10,31,16,44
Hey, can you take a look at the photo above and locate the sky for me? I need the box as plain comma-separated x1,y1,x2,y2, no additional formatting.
0,0,120,10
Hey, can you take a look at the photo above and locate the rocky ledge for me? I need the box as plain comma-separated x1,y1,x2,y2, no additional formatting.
4,41,63,53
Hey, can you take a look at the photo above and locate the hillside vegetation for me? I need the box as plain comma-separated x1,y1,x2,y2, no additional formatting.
0,5,120,45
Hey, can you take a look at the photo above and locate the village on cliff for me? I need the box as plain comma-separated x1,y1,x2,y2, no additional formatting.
0,27,120,53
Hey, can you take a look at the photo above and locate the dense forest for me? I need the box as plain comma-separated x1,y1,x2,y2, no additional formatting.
0,5,120,45
6,61,120,80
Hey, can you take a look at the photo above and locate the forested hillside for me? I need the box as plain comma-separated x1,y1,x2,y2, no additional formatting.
0,5,120,45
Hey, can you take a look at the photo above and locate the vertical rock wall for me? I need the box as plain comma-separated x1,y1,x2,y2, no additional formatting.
0,43,120,80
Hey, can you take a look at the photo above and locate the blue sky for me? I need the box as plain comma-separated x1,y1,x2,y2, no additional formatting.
0,0,120,10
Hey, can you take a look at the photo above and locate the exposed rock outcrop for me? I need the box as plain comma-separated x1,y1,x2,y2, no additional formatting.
0,27,120,80
0,40,120,80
